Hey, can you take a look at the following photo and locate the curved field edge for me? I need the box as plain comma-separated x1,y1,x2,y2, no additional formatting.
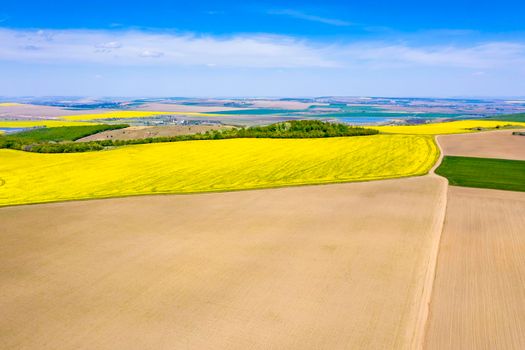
0,135,438,207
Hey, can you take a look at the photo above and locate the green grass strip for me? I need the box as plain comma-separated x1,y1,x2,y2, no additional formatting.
436,156,525,192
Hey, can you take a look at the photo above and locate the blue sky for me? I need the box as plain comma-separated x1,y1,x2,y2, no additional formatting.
1,0,524,97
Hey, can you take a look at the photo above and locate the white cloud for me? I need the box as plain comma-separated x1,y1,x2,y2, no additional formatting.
21,45,41,51
96,41,122,49
268,9,351,26
0,28,336,68
140,50,164,58
339,42,525,69
0,28,524,71
35,29,54,41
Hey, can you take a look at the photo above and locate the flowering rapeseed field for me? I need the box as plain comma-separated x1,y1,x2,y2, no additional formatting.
372,120,525,135
0,135,437,206
0,120,97,128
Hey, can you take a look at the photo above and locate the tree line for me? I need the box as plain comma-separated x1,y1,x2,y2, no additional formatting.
0,120,379,153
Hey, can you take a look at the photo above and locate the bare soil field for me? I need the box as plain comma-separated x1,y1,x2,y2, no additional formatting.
424,186,525,349
77,124,231,141
439,129,525,160
0,176,445,350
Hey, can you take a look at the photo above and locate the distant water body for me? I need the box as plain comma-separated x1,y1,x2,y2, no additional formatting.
321,114,468,125
0,128,27,133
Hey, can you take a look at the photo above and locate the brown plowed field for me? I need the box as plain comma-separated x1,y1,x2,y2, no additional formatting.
77,124,230,141
0,176,445,350
424,186,525,349
439,129,525,160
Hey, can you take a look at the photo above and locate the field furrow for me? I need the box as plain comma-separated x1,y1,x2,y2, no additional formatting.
424,187,525,349
0,176,445,350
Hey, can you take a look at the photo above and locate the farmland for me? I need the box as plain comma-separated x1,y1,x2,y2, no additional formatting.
0,103,24,107
2,98,525,349
438,129,525,160
0,176,446,349
424,186,525,349
0,120,97,128
0,124,129,153
0,124,128,146
61,110,223,120
76,124,230,141
487,112,525,122
3,0,525,343
436,156,525,192
373,120,525,135
0,134,437,206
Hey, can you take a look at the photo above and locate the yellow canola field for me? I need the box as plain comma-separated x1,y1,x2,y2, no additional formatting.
61,111,224,121
0,120,97,128
0,103,24,107
0,135,437,206
372,120,525,135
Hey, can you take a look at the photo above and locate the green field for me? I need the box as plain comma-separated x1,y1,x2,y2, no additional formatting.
0,124,128,152
0,124,128,143
436,156,525,192
487,113,525,122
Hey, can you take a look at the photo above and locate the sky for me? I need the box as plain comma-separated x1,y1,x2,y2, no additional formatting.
1,0,524,97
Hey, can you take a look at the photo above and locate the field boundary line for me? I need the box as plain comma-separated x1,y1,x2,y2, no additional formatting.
410,135,448,350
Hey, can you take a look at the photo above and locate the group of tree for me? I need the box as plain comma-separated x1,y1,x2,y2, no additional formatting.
0,124,128,151
0,120,379,153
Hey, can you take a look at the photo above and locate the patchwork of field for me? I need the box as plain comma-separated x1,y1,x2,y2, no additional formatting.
3,105,525,349
424,186,525,349
245,100,321,109
136,100,320,111
59,110,299,126
435,129,525,192
439,129,525,160
136,102,250,112
0,176,446,350
60,111,196,120
373,120,525,135
77,124,231,142
0,135,438,207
